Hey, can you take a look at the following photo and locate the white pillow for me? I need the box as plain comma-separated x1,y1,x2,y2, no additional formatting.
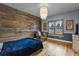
0,43,3,52
37,31,41,36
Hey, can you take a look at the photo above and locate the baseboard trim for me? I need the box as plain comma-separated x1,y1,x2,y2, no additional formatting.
47,37,72,43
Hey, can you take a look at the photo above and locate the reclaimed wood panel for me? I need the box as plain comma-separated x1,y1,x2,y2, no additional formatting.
0,4,41,42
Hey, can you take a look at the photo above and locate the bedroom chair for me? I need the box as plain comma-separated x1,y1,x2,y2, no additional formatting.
36,31,47,41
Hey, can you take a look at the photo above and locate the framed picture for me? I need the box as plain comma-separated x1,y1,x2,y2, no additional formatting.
48,21,55,35
66,20,74,30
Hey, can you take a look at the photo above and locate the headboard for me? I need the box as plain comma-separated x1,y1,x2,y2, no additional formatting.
0,31,36,42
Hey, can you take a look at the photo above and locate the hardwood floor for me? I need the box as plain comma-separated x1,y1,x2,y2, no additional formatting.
33,40,79,56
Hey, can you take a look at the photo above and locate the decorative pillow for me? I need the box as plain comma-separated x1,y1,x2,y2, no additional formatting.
0,43,3,52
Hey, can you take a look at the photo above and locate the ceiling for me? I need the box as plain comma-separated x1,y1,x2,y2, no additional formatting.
4,3,79,17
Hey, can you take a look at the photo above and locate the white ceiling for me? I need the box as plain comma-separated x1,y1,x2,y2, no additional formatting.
4,3,79,17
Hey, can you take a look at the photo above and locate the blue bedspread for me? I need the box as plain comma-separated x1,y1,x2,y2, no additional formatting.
0,38,43,56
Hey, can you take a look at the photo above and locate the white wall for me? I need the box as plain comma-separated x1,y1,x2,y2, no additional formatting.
47,10,79,34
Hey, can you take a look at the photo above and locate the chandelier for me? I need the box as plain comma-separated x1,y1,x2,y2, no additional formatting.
40,4,48,20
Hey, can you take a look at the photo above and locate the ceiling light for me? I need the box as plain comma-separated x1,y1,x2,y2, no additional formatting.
40,4,48,20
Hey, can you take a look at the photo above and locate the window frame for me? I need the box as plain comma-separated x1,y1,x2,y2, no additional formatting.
48,19,64,37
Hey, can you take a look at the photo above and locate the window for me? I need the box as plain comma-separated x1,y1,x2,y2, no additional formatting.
48,21,55,35
48,19,64,36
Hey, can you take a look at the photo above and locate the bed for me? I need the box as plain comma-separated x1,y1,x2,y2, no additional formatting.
0,38,43,56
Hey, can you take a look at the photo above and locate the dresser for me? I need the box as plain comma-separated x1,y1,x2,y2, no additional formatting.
72,35,79,54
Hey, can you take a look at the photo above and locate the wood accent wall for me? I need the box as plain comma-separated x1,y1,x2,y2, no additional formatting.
0,4,41,42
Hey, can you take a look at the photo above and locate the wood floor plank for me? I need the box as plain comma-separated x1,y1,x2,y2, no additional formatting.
35,40,79,56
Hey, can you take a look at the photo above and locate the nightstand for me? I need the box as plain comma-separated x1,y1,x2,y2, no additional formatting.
41,32,48,41
41,36,47,41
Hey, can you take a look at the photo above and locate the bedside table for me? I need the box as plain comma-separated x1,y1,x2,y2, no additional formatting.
41,36,47,41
